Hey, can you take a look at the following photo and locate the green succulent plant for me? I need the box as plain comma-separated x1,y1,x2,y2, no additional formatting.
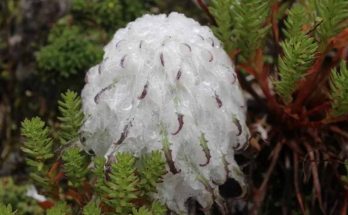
20,90,167,214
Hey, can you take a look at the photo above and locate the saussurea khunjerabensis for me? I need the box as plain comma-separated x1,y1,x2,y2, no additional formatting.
80,12,249,213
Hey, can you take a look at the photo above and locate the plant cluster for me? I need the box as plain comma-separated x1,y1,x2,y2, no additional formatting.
208,0,348,214
36,25,103,79
36,0,154,80
1,0,348,214
0,177,44,214
18,91,167,214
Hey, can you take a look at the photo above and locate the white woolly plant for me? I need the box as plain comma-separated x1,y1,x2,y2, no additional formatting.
80,12,249,213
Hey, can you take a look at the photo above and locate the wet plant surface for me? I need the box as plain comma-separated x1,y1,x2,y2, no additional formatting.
1,0,348,214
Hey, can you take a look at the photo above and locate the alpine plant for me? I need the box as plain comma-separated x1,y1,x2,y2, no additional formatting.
80,12,249,213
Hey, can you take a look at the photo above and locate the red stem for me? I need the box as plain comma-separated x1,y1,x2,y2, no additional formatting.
304,102,331,117
294,152,307,214
291,54,325,112
271,2,280,45
196,0,216,25
341,190,348,215
329,125,348,139
251,141,283,214
303,142,325,214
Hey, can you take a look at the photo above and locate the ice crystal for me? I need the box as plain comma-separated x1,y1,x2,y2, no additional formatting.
80,12,249,213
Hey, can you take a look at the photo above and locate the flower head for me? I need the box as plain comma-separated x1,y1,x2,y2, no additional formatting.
81,12,248,213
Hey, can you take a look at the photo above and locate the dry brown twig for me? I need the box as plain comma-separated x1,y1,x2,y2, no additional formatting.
251,140,283,214
303,142,325,214
294,151,307,214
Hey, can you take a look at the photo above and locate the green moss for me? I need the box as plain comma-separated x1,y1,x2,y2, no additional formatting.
36,26,103,78
0,178,44,215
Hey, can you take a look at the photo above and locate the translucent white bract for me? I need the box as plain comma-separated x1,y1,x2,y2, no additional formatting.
81,12,249,213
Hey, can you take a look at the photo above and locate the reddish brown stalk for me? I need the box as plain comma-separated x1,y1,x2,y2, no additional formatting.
238,61,277,109
53,172,65,184
329,125,348,139
293,30,348,113
196,0,216,25
48,160,61,179
303,142,325,214
304,102,331,117
251,141,283,214
82,182,93,200
293,152,307,214
45,160,65,200
67,189,83,205
237,64,256,76
302,120,323,128
257,71,277,108
38,200,54,209
286,141,304,156
260,142,282,191
99,202,113,213
341,190,348,215
239,64,274,104
275,106,323,128
228,49,241,60
291,53,325,112
329,28,348,50
236,70,262,102
271,2,280,45
324,115,348,124
254,49,280,109
269,1,282,68
318,51,344,88
307,48,344,107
